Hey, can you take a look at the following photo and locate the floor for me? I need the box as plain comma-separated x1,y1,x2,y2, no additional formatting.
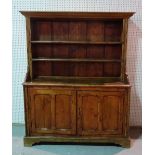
12,124,142,155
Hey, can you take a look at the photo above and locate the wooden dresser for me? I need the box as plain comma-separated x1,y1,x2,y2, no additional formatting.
21,11,134,147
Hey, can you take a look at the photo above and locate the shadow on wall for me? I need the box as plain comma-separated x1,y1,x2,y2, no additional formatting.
127,19,142,126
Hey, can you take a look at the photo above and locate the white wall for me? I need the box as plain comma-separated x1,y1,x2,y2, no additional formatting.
12,0,142,126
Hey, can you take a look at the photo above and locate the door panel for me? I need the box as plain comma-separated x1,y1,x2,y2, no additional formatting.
34,94,51,129
77,91,125,136
55,94,71,129
81,95,100,131
29,88,76,135
77,91,102,135
102,95,123,134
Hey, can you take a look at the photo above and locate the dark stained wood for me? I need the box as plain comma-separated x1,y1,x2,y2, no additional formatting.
69,45,86,58
104,62,121,77
22,11,134,147
87,45,104,58
53,22,68,41
104,45,122,59
29,18,124,80
73,62,103,77
85,63,103,77
52,62,69,76
52,45,69,58
31,20,52,40
104,21,122,41
69,22,86,41
32,61,52,78
87,21,104,41
32,44,52,58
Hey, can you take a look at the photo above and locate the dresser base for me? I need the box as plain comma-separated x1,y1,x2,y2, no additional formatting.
24,136,130,148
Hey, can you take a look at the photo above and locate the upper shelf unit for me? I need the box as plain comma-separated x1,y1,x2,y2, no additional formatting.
21,11,134,83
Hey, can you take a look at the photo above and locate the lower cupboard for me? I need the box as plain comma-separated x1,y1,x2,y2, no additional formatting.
23,85,130,147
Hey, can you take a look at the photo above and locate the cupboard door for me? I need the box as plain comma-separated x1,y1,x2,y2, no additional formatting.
28,88,76,135
77,91,102,135
101,93,124,134
77,91,125,136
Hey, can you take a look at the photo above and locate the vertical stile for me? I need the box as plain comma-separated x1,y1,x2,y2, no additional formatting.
26,17,32,80
121,19,128,81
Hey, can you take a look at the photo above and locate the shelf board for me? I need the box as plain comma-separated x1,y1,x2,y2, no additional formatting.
33,76,121,84
32,58,121,62
31,40,122,45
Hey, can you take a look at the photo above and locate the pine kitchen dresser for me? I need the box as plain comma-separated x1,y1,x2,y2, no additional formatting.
21,11,134,147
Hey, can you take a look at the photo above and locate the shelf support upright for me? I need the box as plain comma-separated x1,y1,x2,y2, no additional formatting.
121,18,128,81
26,17,32,81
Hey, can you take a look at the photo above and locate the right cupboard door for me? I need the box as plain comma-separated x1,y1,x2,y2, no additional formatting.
77,90,126,136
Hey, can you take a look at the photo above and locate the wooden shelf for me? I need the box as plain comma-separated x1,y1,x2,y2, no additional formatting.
31,40,122,45
32,58,121,62
33,76,121,84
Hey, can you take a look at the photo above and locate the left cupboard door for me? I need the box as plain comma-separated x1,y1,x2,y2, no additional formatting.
27,87,76,136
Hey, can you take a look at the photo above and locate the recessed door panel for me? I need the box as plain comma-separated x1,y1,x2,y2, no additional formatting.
55,94,71,129
77,91,125,136
81,95,100,131
102,95,123,134
34,94,51,129
29,88,76,136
